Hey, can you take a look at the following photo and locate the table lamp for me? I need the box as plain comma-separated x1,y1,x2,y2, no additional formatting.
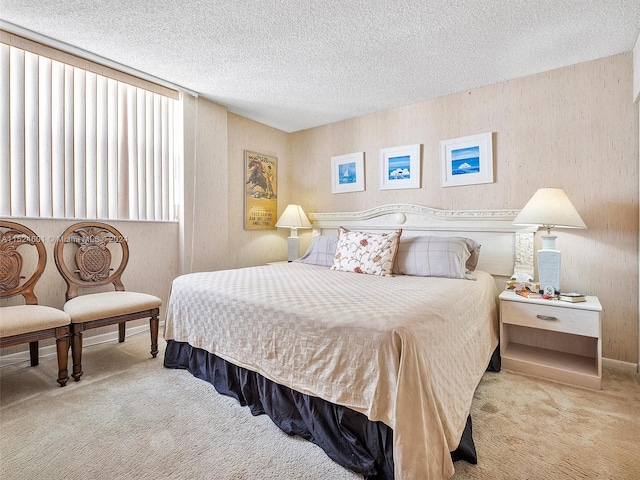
512,188,587,293
275,204,312,261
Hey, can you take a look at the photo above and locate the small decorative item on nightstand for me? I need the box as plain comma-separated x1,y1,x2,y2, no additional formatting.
515,289,542,299
558,292,586,303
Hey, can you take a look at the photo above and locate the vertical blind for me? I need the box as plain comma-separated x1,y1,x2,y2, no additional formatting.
0,42,179,221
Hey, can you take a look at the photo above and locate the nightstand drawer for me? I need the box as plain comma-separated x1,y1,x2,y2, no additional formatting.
501,301,599,338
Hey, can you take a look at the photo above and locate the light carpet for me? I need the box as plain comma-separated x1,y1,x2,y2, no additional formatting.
1,332,639,480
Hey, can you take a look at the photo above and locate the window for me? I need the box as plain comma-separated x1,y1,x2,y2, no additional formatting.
0,37,181,221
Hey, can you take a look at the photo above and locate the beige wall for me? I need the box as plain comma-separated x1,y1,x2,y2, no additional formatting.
180,95,230,274
290,53,639,364
633,35,640,372
225,113,293,266
179,100,293,273
634,34,640,103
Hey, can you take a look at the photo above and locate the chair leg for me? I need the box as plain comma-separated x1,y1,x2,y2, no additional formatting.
150,315,159,358
55,326,70,387
118,322,126,343
29,341,39,366
71,325,84,382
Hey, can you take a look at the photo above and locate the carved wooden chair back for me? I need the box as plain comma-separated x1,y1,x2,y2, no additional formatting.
54,222,130,301
0,220,47,304
0,220,71,387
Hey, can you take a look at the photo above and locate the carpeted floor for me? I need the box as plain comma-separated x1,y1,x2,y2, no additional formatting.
451,363,640,479
1,332,639,479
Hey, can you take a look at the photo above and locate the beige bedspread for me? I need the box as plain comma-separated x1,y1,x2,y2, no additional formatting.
164,262,499,479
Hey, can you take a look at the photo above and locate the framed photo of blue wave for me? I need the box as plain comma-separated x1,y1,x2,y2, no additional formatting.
331,152,365,193
440,132,494,187
379,144,421,190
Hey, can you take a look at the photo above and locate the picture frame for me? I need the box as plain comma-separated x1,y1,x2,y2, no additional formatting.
331,152,365,193
244,150,277,229
440,132,494,187
379,144,421,190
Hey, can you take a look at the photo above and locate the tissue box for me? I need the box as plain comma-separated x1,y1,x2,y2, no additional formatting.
505,280,540,291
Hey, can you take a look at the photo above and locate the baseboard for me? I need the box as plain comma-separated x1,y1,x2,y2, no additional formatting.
0,324,152,368
4,332,637,374
602,357,639,374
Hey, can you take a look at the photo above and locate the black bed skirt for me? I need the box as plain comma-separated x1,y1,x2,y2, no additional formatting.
164,341,500,480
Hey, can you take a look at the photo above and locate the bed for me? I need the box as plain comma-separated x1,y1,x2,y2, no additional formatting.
163,204,535,480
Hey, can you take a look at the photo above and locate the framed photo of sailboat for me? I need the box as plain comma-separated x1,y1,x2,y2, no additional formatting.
331,152,365,194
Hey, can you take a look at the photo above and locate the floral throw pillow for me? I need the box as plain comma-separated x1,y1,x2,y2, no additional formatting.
330,227,402,276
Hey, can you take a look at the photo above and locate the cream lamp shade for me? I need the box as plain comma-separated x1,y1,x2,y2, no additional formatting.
275,204,312,261
512,187,587,238
513,187,587,293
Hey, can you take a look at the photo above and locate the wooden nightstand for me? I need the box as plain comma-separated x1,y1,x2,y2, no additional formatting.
499,290,602,389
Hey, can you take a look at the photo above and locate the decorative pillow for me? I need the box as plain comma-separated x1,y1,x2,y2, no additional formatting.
330,227,402,276
393,236,479,278
296,235,338,267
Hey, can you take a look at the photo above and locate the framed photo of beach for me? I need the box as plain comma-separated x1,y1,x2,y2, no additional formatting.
331,152,365,193
244,150,277,229
440,132,494,187
379,144,421,190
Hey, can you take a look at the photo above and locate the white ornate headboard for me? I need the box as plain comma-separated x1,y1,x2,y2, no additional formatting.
309,204,536,280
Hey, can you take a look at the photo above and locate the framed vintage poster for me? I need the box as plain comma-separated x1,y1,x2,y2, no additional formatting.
379,144,421,190
244,150,277,229
331,152,365,193
440,132,494,187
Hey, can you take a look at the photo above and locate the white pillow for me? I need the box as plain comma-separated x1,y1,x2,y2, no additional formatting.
297,235,338,267
330,227,402,276
462,238,482,271
393,236,478,278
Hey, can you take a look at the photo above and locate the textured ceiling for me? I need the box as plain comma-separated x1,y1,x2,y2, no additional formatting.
2,1,639,132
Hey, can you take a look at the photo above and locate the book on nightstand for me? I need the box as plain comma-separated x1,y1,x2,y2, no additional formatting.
558,293,586,303
515,290,542,299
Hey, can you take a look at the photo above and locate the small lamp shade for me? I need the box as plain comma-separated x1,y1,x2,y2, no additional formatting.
513,188,586,293
276,205,312,261
275,204,312,230
512,188,587,234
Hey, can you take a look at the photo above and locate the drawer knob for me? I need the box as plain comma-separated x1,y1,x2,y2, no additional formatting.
536,314,558,321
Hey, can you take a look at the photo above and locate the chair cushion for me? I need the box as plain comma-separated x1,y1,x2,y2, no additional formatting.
63,291,162,323
0,305,71,338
